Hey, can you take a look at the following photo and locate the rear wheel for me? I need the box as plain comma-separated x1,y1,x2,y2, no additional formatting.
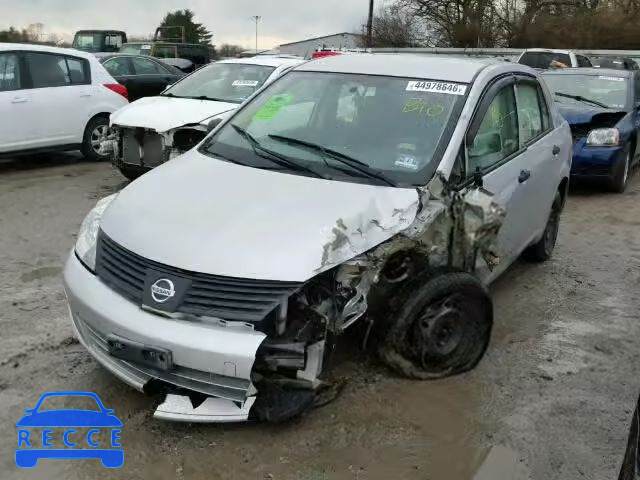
81,116,110,162
523,191,562,262
378,272,493,380
608,146,631,193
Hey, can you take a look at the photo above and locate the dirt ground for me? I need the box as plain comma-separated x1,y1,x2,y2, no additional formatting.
0,154,639,480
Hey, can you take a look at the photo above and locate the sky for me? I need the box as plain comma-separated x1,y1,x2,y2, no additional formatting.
0,0,375,49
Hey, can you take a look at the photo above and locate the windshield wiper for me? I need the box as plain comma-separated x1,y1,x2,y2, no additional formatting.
267,134,396,187
160,93,232,102
230,124,327,179
188,95,233,102
554,92,609,109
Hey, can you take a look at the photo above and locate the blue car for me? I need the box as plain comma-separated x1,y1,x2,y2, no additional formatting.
15,391,123,468
542,68,640,192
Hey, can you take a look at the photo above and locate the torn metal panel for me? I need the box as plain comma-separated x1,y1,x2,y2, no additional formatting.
331,175,505,332
317,195,420,273
154,393,257,423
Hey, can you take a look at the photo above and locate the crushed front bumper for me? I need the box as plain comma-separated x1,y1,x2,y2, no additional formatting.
63,252,266,422
571,142,623,178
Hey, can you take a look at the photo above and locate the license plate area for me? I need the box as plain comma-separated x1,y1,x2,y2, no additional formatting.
107,335,173,371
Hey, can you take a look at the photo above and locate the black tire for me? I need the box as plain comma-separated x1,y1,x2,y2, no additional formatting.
608,145,631,193
378,272,493,380
523,191,562,263
81,116,110,162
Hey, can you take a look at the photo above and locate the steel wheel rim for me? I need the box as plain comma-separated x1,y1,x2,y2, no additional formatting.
90,125,109,154
412,294,464,367
622,151,630,186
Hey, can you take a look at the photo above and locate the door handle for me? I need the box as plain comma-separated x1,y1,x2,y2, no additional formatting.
79,92,92,98
552,145,561,155
11,97,28,104
518,169,531,183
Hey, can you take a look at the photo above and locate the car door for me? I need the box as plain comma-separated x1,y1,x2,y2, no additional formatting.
632,72,640,159
0,51,32,153
465,77,539,278
130,56,174,101
512,77,561,241
22,52,92,148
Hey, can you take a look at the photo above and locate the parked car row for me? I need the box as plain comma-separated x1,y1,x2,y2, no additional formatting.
1,42,637,423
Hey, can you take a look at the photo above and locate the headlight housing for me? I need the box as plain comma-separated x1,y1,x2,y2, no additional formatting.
586,128,619,146
74,194,118,271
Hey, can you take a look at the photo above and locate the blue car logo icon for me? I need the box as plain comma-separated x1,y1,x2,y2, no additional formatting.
15,391,123,468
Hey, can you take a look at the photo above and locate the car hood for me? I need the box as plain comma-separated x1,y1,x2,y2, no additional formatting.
100,150,420,282
110,96,238,132
556,104,627,126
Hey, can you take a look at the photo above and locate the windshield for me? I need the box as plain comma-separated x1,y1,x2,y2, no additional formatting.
72,33,102,51
165,62,275,103
542,73,629,109
201,71,467,187
120,43,151,55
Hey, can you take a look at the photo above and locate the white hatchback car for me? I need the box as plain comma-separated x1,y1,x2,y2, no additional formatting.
103,55,305,180
0,43,128,161
64,54,571,423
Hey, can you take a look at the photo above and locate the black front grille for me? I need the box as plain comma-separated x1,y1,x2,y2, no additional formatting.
95,231,303,322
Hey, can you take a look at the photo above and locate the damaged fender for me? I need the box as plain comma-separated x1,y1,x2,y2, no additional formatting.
332,173,506,333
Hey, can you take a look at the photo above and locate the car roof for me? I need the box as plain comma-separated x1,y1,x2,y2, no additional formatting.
217,56,306,68
99,53,162,60
522,48,576,54
295,53,497,82
122,41,206,48
542,67,633,78
0,43,94,59
76,30,125,34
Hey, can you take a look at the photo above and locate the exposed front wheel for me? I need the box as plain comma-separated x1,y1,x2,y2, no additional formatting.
378,272,493,380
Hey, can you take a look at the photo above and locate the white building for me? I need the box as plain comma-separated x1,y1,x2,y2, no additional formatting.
277,32,362,58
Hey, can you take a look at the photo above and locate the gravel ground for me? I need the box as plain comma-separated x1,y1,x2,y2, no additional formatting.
0,154,639,480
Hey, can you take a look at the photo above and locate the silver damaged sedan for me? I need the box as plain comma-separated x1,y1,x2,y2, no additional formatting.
64,53,572,422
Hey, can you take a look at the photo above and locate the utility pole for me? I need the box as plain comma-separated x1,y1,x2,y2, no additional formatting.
366,0,374,48
251,15,261,54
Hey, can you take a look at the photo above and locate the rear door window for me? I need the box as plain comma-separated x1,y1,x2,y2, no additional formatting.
132,57,165,75
25,53,89,88
576,55,592,67
516,83,545,144
0,53,22,91
103,57,133,76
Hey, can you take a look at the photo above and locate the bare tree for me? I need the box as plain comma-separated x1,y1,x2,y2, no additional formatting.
359,3,430,47
218,43,245,57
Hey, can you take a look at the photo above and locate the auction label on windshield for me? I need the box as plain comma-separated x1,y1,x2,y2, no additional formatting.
406,81,467,95
232,80,260,87
598,76,624,82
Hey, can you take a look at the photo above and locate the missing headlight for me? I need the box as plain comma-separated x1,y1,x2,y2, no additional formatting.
172,128,207,152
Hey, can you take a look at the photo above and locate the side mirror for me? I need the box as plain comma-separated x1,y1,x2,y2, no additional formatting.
468,132,502,158
207,117,223,132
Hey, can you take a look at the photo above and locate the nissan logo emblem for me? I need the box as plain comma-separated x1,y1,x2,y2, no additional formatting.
150,278,175,303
